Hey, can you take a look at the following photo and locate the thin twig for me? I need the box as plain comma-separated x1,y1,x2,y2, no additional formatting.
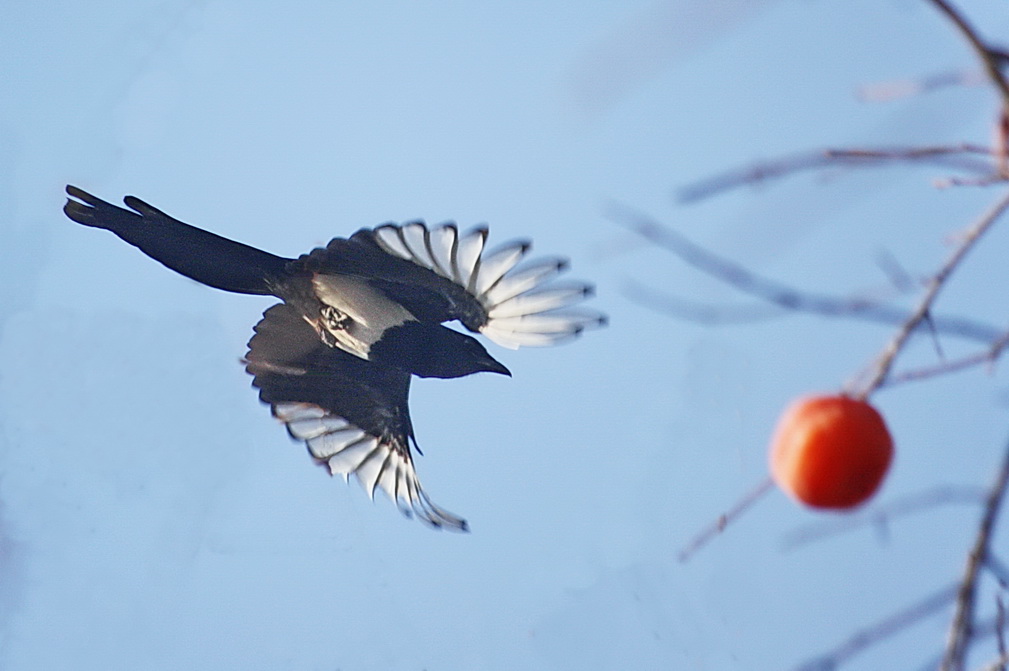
927,0,1009,112
918,612,1009,671
939,175,1009,189
941,433,1009,671
886,329,1009,387
989,556,1009,586
612,205,1006,344
677,476,774,563
622,279,784,325
780,485,986,550
793,583,959,671
677,144,995,203
977,650,1009,671
853,189,1009,399
857,69,985,102
996,594,1007,671
927,0,1009,175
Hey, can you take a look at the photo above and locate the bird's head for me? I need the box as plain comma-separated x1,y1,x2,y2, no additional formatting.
369,321,510,379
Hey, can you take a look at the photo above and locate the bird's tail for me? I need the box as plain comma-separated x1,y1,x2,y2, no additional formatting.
64,185,289,296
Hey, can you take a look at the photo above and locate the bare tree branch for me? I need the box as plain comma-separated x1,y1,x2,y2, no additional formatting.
854,189,1009,399
942,432,1009,671
886,329,1009,387
927,0,1009,113
995,594,1008,671
677,476,774,563
939,174,1009,189
622,279,783,325
612,204,1006,344
676,144,996,204
976,650,1009,671
918,612,1009,671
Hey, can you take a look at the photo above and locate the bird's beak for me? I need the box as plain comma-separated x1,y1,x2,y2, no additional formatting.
483,357,512,377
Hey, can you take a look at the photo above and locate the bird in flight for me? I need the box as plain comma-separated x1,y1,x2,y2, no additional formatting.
64,185,604,531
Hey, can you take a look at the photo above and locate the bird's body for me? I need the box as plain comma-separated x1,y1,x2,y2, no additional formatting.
64,185,603,530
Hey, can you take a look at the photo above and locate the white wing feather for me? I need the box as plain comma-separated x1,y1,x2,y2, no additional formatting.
275,402,467,530
372,222,604,348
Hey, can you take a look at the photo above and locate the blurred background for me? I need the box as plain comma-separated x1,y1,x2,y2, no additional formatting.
2,1,1008,668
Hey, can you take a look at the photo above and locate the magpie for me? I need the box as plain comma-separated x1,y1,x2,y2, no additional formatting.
63,186,604,531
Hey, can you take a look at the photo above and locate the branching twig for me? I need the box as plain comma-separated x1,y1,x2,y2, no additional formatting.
918,612,1009,671
632,191,1009,567
612,205,1006,344
671,2,1009,206
886,329,1009,387
677,144,996,203
976,650,1009,671
942,433,1009,671
853,189,1009,399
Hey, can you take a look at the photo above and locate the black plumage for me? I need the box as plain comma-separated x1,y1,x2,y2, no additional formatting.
64,185,604,530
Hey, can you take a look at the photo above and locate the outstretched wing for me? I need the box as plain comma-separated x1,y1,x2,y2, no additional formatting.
292,222,606,349
63,185,288,296
245,303,468,531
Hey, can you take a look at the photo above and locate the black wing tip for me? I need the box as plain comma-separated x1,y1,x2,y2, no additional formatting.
64,185,151,227
422,512,471,532
376,221,414,233
65,184,92,201
379,220,476,234
64,184,94,222
65,185,134,210
63,200,91,225
122,195,162,218
577,308,608,330
122,195,145,211
397,504,470,532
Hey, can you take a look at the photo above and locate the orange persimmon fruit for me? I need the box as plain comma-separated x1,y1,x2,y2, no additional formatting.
769,395,893,509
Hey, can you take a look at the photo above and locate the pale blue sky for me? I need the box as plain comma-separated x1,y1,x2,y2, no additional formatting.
3,2,1009,669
